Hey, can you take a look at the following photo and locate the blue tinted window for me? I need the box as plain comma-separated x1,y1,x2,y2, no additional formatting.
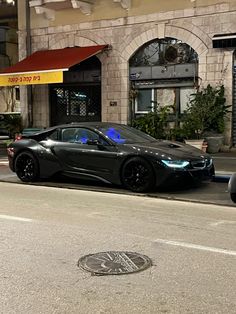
99,125,155,144
105,128,126,144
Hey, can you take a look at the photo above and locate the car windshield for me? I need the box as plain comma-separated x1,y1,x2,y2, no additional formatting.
98,125,157,144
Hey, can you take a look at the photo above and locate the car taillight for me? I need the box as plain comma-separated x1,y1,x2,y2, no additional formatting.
15,134,22,141
7,147,15,157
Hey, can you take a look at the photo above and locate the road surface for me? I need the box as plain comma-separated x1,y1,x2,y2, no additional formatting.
0,182,236,313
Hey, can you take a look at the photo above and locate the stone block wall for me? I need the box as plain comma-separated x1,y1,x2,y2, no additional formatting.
18,2,236,143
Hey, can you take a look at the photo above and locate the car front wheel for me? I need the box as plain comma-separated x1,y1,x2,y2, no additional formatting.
15,151,39,182
121,157,155,192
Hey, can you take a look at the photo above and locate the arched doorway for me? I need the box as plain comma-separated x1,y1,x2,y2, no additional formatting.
50,56,101,126
129,38,198,127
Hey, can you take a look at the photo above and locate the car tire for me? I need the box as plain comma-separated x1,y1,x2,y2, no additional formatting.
230,193,236,203
121,157,155,192
15,151,39,182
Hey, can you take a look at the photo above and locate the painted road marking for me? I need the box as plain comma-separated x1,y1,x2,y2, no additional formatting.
128,233,236,257
210,220,236,226
0,214,33,222
215,171,232,175
154,238,236,257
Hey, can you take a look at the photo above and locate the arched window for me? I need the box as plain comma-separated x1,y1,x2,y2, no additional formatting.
130,37,198,67
129,38,198,121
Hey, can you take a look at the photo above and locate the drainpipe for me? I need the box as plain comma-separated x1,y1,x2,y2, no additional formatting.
25,0,33,127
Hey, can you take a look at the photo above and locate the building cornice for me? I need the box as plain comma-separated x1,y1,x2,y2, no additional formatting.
29,0,132,20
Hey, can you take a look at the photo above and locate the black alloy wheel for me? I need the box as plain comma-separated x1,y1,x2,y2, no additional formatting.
15,151,39,182
121,157,155,192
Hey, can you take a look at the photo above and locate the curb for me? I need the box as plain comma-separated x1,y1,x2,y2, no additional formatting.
213,173,231,183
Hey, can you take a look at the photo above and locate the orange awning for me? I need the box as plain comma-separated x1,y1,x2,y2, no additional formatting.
0,45,108,86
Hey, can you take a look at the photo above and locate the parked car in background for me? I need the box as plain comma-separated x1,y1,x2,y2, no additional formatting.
228,173,236,203
7,122,215,192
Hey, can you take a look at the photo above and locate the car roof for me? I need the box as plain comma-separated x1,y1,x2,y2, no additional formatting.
56,122,125,129
24,122,127,138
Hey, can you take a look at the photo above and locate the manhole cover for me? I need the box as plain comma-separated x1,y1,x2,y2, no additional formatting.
78,251,152,275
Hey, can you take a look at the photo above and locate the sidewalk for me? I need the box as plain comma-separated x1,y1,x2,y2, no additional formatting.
212,150,236,179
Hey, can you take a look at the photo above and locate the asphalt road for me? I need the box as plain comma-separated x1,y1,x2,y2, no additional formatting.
0,182,236,314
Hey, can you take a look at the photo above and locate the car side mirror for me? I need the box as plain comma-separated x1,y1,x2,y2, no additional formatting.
87,139,101,146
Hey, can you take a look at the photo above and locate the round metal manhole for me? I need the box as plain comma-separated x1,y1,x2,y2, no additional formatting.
78,251,152,276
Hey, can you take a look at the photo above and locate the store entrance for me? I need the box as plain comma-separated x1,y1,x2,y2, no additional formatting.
50,84,101,126
50,56,102,126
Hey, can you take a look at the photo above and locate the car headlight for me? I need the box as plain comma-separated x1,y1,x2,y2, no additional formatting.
161,160,190,168
206,158,213,167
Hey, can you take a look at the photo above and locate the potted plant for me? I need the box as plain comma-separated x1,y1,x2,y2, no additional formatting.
182,84,230,153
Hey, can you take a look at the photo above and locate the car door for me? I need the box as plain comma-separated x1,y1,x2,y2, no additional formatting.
52,127,120,178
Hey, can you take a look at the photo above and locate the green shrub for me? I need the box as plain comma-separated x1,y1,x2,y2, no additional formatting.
182,84,230,139
5,113,23,138
132,102,173,139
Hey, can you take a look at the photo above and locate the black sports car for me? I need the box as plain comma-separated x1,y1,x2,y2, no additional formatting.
7,122,215,192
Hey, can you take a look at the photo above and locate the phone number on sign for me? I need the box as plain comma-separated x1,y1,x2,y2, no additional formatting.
8,75,41,83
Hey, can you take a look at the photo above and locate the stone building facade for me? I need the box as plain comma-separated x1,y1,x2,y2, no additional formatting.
15,0,236,145
0,1,18,113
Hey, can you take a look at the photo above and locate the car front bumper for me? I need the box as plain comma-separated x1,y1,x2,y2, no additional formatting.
154,162,215,189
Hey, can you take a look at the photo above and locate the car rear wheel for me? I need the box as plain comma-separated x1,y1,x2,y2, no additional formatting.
121,157,155,192
15,151,39,182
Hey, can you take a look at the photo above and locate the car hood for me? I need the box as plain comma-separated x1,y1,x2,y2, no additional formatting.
125,140,209,160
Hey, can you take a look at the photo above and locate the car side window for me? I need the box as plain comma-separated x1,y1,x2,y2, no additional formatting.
61,127,108,145
73,128,107,145
47,130,59,141
61,128,77,142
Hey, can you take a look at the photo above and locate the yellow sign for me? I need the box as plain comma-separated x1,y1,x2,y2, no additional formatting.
0,71,64,86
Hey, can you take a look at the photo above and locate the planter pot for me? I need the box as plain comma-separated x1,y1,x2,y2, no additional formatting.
205,136,224,154
185,139,207,152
